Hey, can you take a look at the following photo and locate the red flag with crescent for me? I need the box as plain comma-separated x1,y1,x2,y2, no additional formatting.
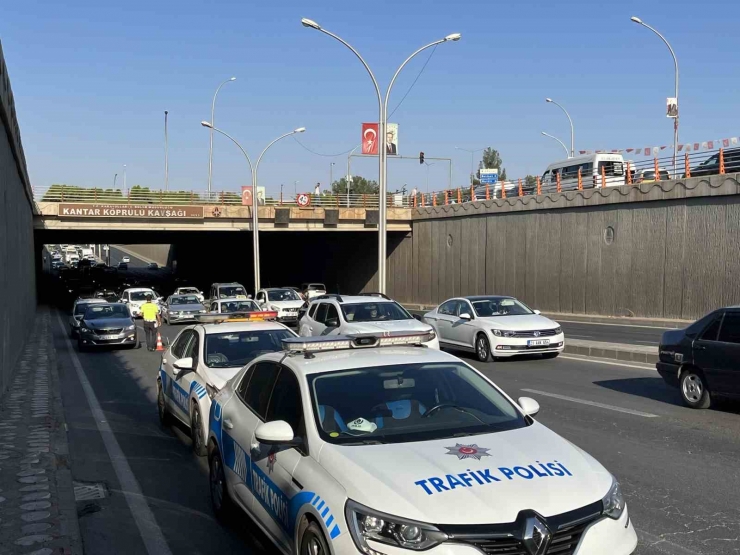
362,123,379,155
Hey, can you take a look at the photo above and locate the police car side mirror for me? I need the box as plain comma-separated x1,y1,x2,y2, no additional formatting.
173,357,193,374
518,397,540,417
459,313,472,321
255,420,299,446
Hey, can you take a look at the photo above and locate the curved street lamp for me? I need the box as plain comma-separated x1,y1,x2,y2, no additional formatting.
200,121,305,293
545,98,574,158
455,146,485,187
207,77,237,196
631,16,679,177
302,18,460,293
541,132,569,158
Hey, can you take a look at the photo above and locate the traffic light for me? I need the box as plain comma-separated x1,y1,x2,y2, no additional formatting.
419,152,425,164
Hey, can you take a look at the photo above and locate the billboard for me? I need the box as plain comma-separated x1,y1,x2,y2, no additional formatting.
241,186,266,206
58,204,204,219
361,122,399,155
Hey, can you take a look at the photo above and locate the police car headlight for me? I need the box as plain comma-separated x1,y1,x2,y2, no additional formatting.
492,329,515,337
602,476,625,520
346,500,447,552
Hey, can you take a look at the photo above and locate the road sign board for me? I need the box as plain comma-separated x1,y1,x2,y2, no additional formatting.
480,169,499,184
296,193,311,207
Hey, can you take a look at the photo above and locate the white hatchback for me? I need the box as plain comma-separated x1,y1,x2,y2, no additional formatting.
206,332,636,555
424,296,564,361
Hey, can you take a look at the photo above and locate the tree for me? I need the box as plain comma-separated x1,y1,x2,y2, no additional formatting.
477,148,507,182
524,175,537,190
331,175,379,195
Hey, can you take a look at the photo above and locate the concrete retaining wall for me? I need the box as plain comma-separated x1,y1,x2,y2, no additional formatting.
0,41,37,396
387,176,740,321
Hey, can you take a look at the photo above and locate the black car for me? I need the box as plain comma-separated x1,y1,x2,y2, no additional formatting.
77,303,139,351
657,307,740,409
687,148,740,177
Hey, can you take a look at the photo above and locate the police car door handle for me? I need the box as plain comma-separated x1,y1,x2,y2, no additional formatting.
223,418,234,430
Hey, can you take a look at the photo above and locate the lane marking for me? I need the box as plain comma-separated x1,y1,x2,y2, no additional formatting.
55,311,173,555
521,388,659,418
567,334,594,339
558,319,673,330
558,354,656,371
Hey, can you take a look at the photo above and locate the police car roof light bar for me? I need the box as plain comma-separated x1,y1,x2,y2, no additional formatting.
194,311,277,324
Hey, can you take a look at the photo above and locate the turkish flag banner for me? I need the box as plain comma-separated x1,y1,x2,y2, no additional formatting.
241,186,253,206
362,123,379,155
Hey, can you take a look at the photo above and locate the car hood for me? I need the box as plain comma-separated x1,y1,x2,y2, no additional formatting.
343,319,434,335
170,303,205,312
474,314,559,331
83,318,133,329
317,423,610,524
203,366,244,390
660,328,686,346
266,300,304,310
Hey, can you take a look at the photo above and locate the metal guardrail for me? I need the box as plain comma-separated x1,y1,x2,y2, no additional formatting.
32,188,417,209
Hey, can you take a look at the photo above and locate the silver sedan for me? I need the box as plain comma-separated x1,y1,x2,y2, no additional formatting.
162,295,207,324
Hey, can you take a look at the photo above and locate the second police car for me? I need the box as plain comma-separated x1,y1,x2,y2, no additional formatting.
207,332,637,555
157,312,296,456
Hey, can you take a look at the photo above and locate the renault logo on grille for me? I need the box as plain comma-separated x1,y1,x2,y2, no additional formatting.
533,331,541,337
523,516,551,555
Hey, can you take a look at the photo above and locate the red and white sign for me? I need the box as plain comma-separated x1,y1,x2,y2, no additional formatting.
362,123,379,155
241,186,253,206
296,193,311,207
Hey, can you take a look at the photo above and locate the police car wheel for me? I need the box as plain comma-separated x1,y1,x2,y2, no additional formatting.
476,334,491,362
157,381,171,425
680,368,711,409
209,450,234,520
300,521,330,555
190,405,207,456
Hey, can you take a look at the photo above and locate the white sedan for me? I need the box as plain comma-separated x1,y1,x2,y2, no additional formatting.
157,314,296,456
206,332,636,555
424,296,564,361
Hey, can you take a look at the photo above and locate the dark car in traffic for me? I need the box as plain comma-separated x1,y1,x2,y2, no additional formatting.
657,306,740,409
686,148,740,177
77,303,139,351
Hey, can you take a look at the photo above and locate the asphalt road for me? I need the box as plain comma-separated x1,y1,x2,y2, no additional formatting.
408,309,672,347
48,308,740,555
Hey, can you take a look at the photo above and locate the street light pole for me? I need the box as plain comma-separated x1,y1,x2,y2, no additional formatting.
208,77,236,196
425,161,436,192
201,121,305,295
164,110,169,191
294,180,299,197
545,98,574,158
113,173,118,190
347,145,360,207
123,164,127,195
303,18,460,293
631,16,679,178
541,131,569,158
455,146,484,187
329,162,335,193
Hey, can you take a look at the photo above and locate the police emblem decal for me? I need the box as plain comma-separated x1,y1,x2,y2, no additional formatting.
445,443,491,460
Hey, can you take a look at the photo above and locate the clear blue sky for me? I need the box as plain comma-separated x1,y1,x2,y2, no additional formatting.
3,0,737,197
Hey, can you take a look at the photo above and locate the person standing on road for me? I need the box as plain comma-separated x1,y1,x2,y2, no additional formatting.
141,295,161,351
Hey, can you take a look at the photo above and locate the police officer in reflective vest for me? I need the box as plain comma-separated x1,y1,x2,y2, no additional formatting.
141,295,161,351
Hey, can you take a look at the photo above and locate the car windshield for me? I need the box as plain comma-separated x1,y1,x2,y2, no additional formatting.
204,330,294,368
171,295,201,305
267,289,301,301
219,300,260,313
342,302,413,322
219,286,246,298
75,301,103,315
84,305,129,319
471,297,533,317
309,362,528,445
130,291,154,301
308,284,326,291
179,288,199,294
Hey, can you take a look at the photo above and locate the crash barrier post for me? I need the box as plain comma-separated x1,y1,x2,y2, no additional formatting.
470,185,476,201
626,161,632,185
685,153,691,178
433,193,437,206
444,191,449,205
501,182,506,199
518,178,523,196
720,148,725,174
601,166,607,188
556,171,561,193
485,184,490,200
654,158,661,181
536,176,541,195
577,168,583,190
413,194,417,208
457,188,462,204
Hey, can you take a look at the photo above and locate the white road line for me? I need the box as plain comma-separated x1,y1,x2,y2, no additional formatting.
558,319,673,330
521,388,659,418
558,354,656,371
635,340,658,345
55,311,173,555
566,334,594,339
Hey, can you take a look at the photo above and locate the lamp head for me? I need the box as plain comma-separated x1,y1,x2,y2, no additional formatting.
201,121,213,129
294,127,306,134
545,98,553,103
444,33,462,42
630,16,643,24
301,18,321,30
229,77,236,81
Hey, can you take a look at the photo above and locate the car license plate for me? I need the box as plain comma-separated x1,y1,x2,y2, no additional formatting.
528,339,550,346
99,335,118,340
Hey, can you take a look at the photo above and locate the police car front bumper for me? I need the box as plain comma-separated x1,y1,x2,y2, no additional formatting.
331,505,636,555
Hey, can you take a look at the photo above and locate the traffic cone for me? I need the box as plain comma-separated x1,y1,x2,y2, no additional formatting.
156,331,165,351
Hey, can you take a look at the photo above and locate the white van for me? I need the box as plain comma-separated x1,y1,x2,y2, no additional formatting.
541,153,625,193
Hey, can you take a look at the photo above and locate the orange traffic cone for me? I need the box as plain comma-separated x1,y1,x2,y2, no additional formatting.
156,331,165,351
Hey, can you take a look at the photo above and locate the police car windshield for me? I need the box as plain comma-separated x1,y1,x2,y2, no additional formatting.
84,305,129,319
220,300,259,313
309,362,528,445
171,295,201,305
204,330,294,368
342,302,413,322
472,298,532,317
130,291,155,301
267,289,301,301
219,286,246,298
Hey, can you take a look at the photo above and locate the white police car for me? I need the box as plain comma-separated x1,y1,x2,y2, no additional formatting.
207,332,637,555
157,313,296,456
